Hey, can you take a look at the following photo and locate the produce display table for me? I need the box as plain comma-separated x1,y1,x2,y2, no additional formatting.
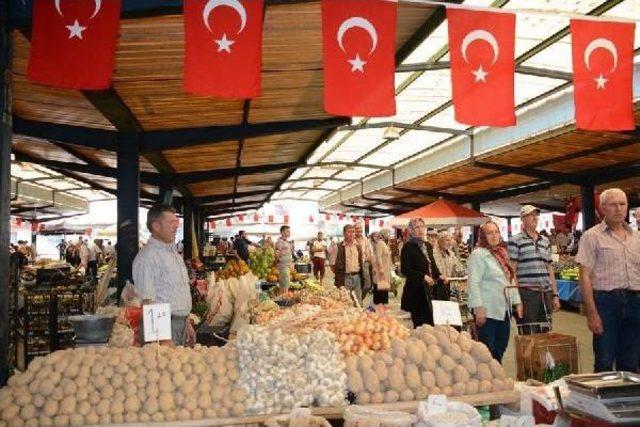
106,391,520,427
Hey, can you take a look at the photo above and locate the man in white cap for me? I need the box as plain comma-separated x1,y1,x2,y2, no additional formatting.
508,205,560,334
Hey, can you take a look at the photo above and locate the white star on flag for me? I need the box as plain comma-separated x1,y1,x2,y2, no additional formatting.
66,19,86,40
594,73,608,90
348,54,367,73
472,65,488,82
215,33,235,53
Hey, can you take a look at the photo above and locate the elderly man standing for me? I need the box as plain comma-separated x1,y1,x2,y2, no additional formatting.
133,205,194,346
432,231,465,301
509,205,561,335
334,224,365,302
576,189,640,372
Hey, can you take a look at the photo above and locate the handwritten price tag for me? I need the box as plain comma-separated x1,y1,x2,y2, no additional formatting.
143,303,172,342
431,300,463,327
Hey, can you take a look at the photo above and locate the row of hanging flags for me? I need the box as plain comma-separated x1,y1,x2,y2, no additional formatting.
208,213,387,228
27,0,636,131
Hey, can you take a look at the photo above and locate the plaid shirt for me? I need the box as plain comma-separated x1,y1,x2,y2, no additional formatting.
433,247,465,279
575,221,640,291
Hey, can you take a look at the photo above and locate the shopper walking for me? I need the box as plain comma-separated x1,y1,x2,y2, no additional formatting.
468,220,523,363
432,230,466,301
334,224,365,302
400,218,441,328
508,205,561,334
371,231,392,305
133,205,194,346
275,225,294,291
310,231,327,283
576,188,640,372
355,222,374,300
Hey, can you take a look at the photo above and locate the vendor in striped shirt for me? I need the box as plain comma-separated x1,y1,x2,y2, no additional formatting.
508,205,561,335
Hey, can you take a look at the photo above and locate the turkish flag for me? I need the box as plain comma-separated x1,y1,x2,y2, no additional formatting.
253,213,260,222
27,0,122,89
322,0,396,116
184,0,264,98
570,19,635,131
447,8,516,126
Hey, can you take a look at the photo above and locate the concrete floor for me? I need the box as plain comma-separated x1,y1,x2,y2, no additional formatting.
317,269,595,378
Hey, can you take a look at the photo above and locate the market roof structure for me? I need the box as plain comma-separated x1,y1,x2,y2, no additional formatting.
7,0,639,220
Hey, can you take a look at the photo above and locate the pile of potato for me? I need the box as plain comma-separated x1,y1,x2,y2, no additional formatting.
0,344,246,426
345,325,514,404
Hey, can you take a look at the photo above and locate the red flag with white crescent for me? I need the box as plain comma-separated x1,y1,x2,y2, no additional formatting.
184,0,264,98
322,0,396,116
570,19,635,131
447,8,516,126
27,0,122,89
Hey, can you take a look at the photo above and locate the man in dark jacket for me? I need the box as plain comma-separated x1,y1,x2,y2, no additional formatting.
333,224,365,302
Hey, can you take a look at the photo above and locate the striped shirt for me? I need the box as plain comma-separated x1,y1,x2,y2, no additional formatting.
575,221,640,291
508,232,552,289
132,236,192,316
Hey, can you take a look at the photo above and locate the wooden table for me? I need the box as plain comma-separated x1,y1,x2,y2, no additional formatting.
109,390,520,426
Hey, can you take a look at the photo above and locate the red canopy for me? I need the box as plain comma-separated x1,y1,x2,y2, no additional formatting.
393,199,488,226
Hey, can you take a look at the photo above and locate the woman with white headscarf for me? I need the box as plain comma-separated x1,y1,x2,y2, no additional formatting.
400,218,441,327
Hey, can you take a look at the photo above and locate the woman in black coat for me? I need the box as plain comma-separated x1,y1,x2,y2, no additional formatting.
400,218,441,327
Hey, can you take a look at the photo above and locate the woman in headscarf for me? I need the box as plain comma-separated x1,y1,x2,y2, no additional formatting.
372,230,393,305
401,218,441,327
468,220,523,362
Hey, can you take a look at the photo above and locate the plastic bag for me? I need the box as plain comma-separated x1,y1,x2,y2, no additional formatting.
415,399,481,427
344,405,417,427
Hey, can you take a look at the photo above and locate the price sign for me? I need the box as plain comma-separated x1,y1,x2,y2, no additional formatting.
143,303,172,342
431,301,463,327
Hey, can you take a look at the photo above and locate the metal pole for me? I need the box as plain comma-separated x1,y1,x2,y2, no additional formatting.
581,183,597,231
470,202,481,247
0,0,12,386
183,201,193,260
116,138,140,294
158,180,173,206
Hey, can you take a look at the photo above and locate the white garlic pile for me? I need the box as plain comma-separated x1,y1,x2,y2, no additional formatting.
237,326,347,414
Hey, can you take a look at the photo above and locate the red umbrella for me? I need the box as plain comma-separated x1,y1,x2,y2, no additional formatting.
393,199,488,227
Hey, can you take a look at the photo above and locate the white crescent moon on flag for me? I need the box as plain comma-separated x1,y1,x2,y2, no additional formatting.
54,0,102,19
584,38,618,72
461,29,499,65
337,17,378,55
203,0,247,34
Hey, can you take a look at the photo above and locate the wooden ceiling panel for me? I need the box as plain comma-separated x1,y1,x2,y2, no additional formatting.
404,165,493,191
68,146,158,173
163,141,239,172
483,131,634,168
238,171,288,186
114,80,245,130
12,136,79,164
241,130,320,167
188,179,236,197
12,32,115,130
446,175,535,195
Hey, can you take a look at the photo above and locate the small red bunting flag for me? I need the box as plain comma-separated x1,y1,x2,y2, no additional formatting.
253,213,260,222
284,215,289,224
226,218,232,227
268,215,274,223
238,214,245,222
325,213,331,221
309,215,314,223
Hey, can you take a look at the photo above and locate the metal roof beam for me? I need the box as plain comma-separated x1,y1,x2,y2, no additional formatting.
340,203,399,215
201,200,263,214
203,205,262,218
142,117,350,153
339,121,472,136
194,189,274,206
397,61,573,81
361,195,423,208
13,117,116,151
473,161,584,186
